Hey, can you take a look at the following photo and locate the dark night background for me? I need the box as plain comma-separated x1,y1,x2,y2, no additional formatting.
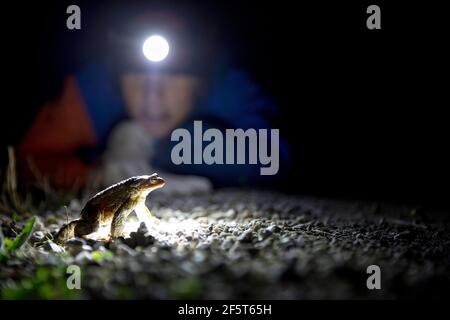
1,0,449,208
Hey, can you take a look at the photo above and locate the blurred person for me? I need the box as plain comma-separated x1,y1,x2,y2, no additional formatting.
18,6,291,194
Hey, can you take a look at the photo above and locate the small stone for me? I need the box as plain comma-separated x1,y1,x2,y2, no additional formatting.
196,243,210,250
43,240,64,254
47,224,60,233
122,235,137,248
212,225,222,234
137,222,148,234
31,231,45,243
237,230,253,243
259,228,272,239
225,209,236,219
135,232,147,247
82,245,93,252
75,251,93,263
114,243,137,256
93,242,107,251
221,238,234,250
65,238,87,255
135,231,155,247
66,238,86,246
267,225,281,233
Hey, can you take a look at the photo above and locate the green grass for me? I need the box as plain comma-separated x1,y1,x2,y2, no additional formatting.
1,265,82,299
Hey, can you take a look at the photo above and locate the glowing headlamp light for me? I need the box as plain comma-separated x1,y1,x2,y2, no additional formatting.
142,35,170,62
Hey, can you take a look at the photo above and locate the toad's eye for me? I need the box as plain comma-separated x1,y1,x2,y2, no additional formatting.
150,176,158,184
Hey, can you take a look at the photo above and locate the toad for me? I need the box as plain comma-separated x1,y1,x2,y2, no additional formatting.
55,173,165,243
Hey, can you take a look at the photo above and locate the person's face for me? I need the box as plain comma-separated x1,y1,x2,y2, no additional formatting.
121,72,199,138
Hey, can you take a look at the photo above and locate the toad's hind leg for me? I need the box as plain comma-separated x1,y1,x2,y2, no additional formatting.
74,218,100,238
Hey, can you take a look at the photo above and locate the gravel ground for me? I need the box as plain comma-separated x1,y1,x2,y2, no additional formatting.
1,189,450,299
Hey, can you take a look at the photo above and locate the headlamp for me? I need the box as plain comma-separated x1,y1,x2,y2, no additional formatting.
142,35,170,62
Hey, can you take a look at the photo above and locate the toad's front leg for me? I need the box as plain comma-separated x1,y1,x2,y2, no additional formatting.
110,201,135,239
135,202,160,230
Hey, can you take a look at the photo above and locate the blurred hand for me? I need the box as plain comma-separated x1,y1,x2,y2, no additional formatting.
155,173,212,195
